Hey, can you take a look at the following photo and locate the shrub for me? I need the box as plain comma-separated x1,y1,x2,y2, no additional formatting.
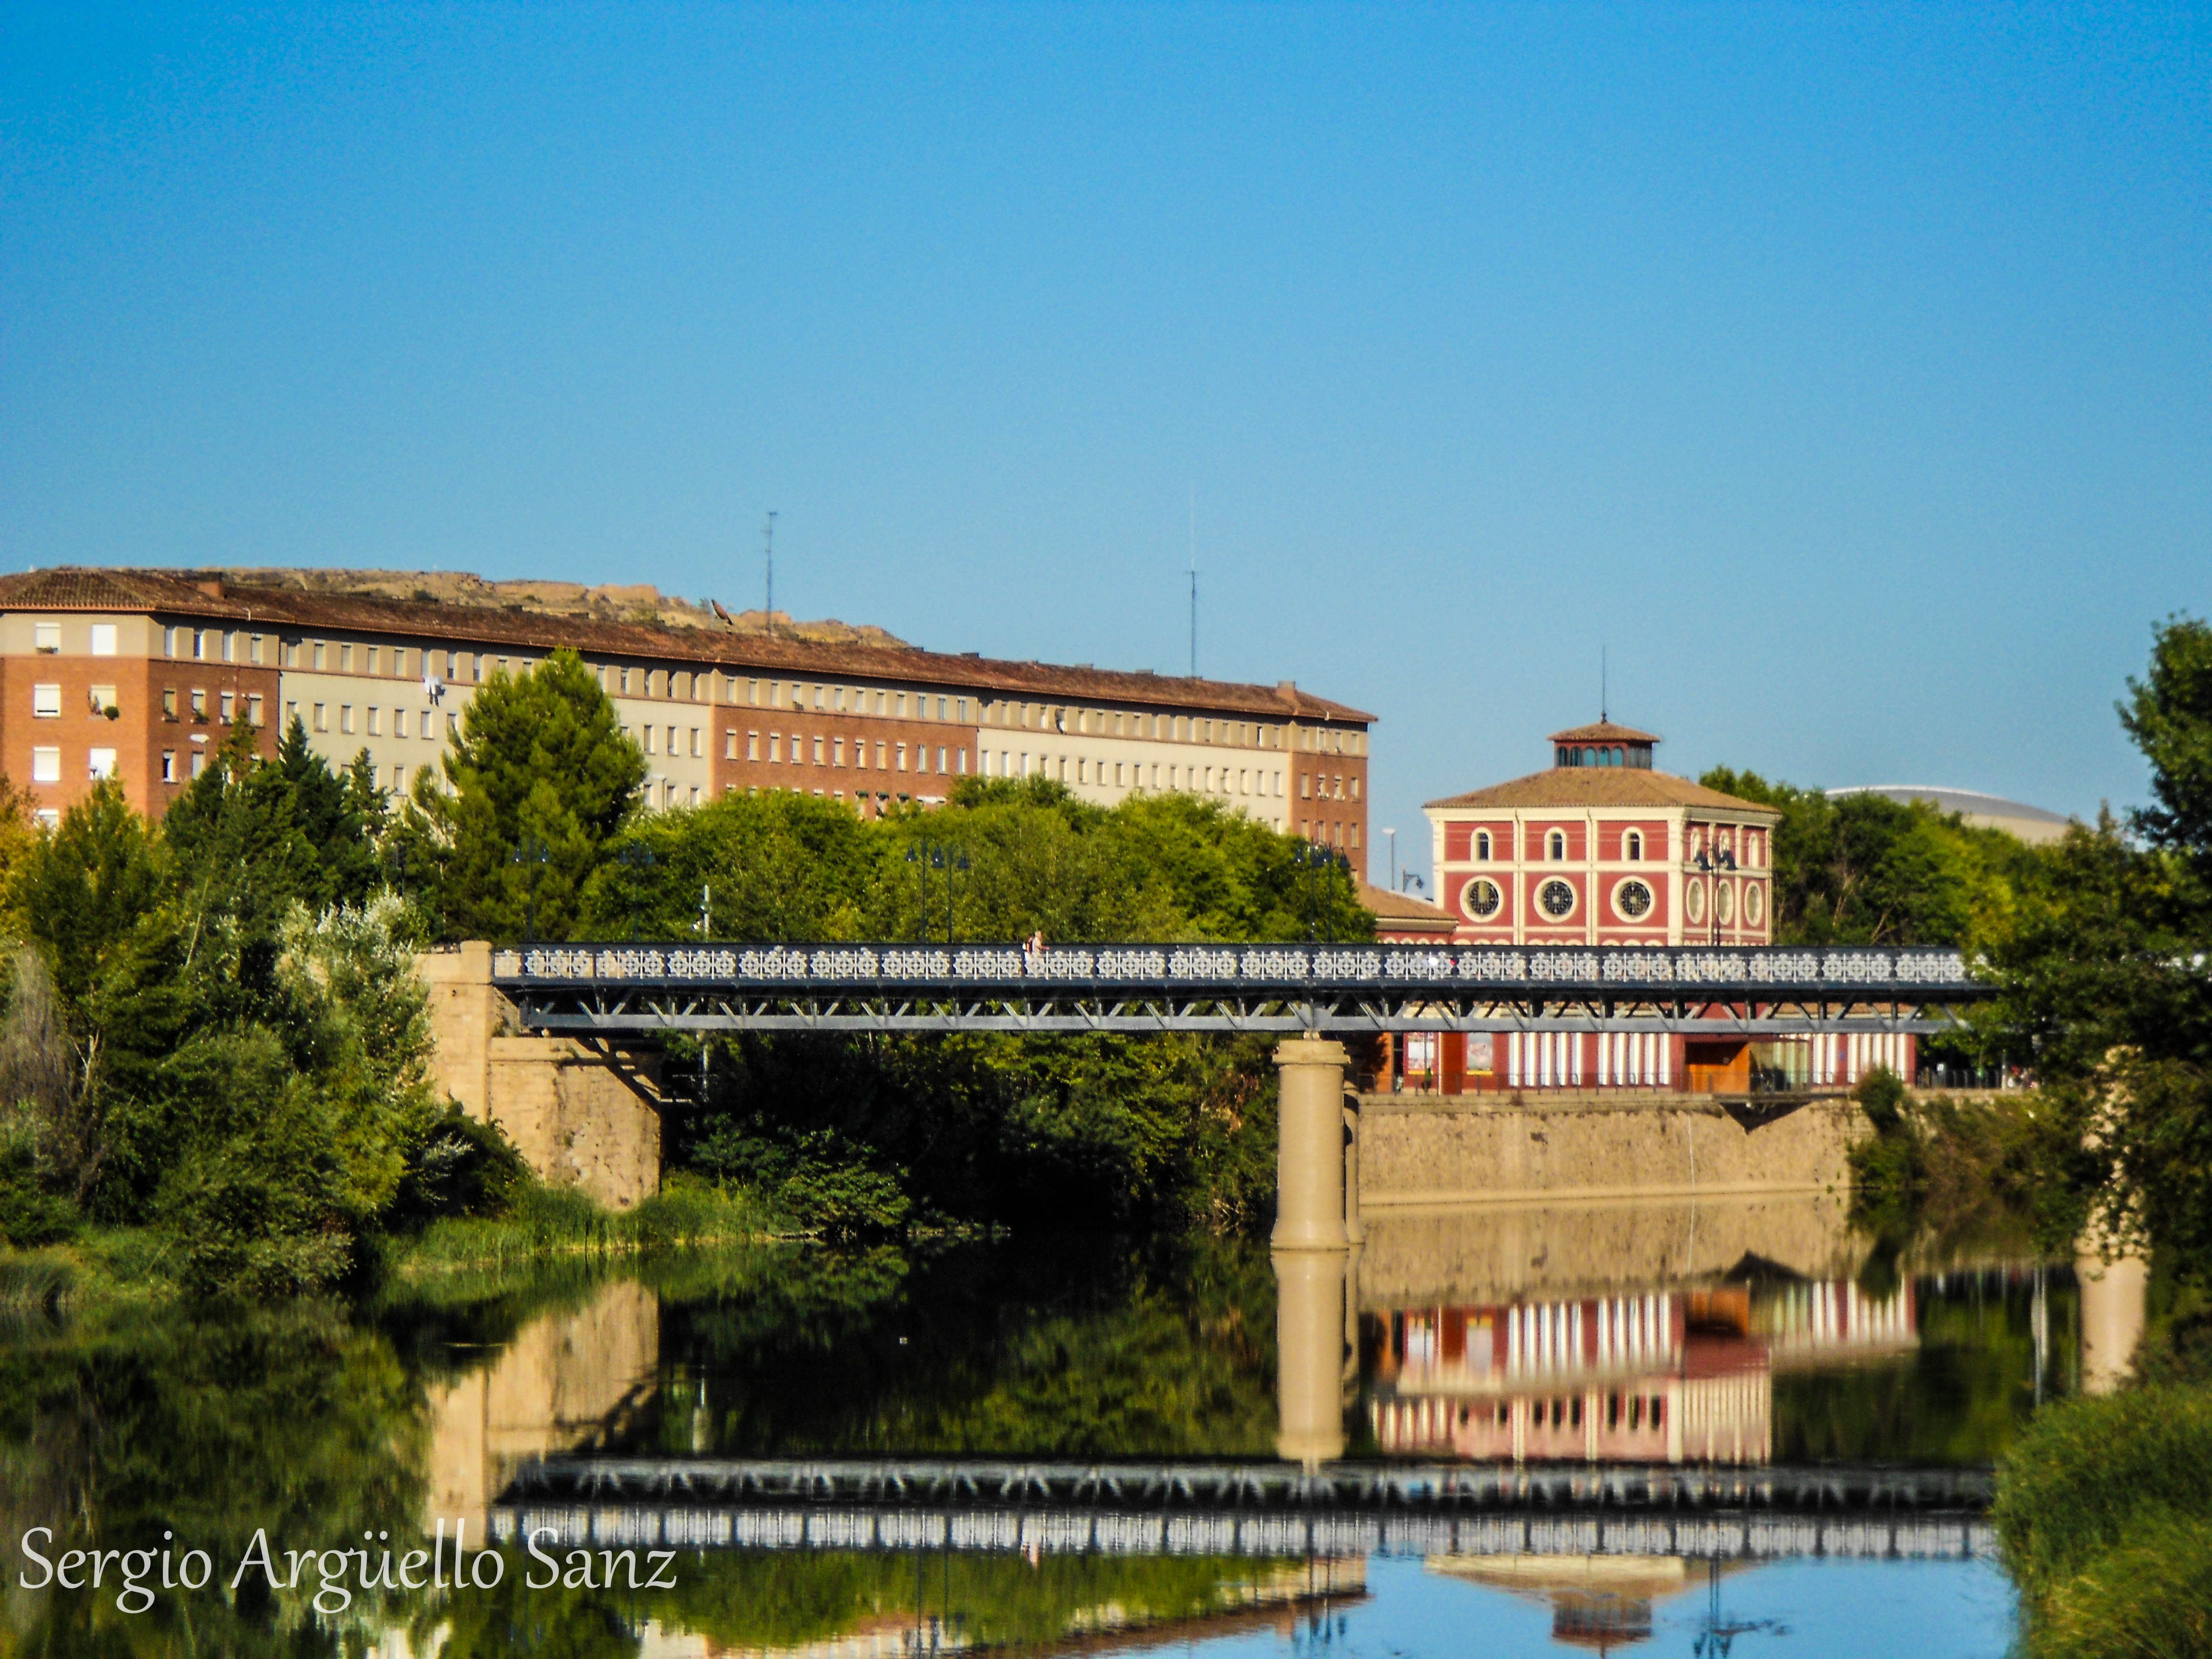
1996,1386,2212,1598
387,1108,530,1227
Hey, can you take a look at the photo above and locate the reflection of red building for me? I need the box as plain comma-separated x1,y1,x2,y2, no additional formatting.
1367,1279,1915,1466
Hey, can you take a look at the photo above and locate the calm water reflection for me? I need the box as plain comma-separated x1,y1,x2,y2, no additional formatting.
0,1196,2095,1656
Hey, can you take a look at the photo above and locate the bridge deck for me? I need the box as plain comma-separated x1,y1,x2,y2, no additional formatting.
493,1457,1995,1562
492,942,1987,1035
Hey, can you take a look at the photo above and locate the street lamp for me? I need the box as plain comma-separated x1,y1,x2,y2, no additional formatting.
511,835,552,944
905,840,971,945
1291,841,1351,942
1382,827,1397,892
1693,843,1738,946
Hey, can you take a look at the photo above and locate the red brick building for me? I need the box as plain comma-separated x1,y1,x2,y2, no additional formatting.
1423,721,1779,949
0,567,1374,871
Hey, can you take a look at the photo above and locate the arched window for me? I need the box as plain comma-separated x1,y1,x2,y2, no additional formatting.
1548,829,1567,861
1625,830,1643,862
1476,830,1492,860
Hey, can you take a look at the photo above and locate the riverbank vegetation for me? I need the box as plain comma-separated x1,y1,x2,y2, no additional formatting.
0,652,1366,1291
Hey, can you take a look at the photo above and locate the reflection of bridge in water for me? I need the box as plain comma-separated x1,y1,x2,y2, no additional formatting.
488,1456,1996,1563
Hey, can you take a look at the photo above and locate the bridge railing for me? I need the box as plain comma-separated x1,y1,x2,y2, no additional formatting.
493,941,1979,995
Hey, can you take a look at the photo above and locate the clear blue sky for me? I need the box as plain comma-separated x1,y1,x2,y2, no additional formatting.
5,5,2206,878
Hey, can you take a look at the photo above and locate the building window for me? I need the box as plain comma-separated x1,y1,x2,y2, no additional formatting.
812,735,824,764
312,703,327,732
665,726,676,756
161,689,177,721
219,691,234,723
447,712,459,738
283,641,300,667
1475,830,1492,860
1625,830,1643,861
251,634,265,665
689,728,701,759
190,751,207,780
161,751,176,783
33,623,62,655
368,708,382,736
190,690,207,720
1615,879,1654,920
1548,830,1567,860
312,642,325,670
834,737,846,767
339,706,354,735
32,684,60,718
897,743,907,771
340,644,354,672
1538,878,1577,919
770,734,782,762
248,694,263,726
643,726,656,754
89,624,117,656
1463,878,1502,919
88,748,117,781
31,748,60,783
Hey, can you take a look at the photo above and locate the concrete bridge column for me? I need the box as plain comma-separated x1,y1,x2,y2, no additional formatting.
2077,1250,2150,1395
1273,1037,1350,1251
1273,1037,1353,1469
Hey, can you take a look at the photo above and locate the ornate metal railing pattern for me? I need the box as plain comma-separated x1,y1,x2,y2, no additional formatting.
488,941,1988,1035
490,1456,1995,1561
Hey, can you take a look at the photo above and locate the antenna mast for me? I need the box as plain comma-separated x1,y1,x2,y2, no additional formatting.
1187,486,1197,678
1601,644,1608,722
763,512,777,636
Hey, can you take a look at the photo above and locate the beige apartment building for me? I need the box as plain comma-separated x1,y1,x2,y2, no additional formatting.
0,567,1376,875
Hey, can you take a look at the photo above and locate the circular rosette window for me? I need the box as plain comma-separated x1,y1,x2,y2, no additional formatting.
1462,877,1502,919
1537,878,1577,919
1613,878,1654,921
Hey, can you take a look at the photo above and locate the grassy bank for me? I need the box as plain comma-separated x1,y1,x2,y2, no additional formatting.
1995,1385,2212,1657
374,1176,778,1278
0,1177,783,1307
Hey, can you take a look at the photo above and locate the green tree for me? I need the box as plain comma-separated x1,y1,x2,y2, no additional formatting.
409,652,646,943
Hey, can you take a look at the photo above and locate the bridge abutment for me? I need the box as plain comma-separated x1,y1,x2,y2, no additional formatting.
419,943,664,1209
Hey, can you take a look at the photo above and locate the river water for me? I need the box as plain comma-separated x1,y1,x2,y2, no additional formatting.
0,1194,2087,1656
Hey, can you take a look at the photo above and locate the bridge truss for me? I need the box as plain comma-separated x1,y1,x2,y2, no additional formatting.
491,941,1991,1037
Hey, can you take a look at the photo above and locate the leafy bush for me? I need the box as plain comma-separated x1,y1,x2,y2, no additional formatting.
0,1109,75,1247
388,1107,530,1227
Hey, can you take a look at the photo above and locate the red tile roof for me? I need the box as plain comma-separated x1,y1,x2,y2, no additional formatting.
1548,720,1661,745
1424,767,1778,815
0,567,1376,724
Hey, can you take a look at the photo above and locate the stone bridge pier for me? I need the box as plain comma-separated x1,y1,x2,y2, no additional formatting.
417,942,664,1209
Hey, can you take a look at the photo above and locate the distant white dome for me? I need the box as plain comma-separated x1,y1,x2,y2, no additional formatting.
1826,786,2071,844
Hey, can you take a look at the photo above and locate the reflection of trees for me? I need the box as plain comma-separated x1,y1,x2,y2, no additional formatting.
1773,1272,2073,1464
639,1237,1278,1459
0,1300,426,1655
422,1549,1342,1659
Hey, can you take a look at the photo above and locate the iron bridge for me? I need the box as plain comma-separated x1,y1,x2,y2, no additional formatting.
490,941,1991,1036
490,1456,1995,1562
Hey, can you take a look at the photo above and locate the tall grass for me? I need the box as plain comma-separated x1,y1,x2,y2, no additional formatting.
1996,1385,2212,1657
387,1177,771,1277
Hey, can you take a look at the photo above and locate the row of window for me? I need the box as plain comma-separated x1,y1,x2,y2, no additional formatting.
286,701,456,740
737,730,969,775
1302,819,1362,850
34,623,118,655
1459,827,1765,866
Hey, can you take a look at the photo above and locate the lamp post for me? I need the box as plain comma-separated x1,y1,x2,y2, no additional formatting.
615,841,656,941
905,840,970,945
1693,843,1737,947
1292,841,1351,942
1382,827,1397,894
511,834,552,944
